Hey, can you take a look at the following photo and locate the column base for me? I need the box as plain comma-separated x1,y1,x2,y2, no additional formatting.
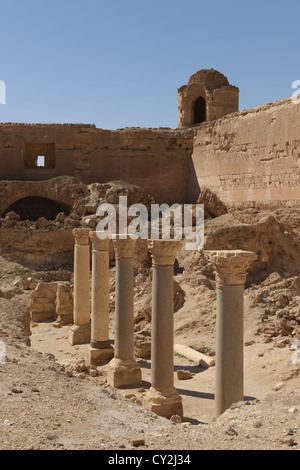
68,324,91,346
106,357,142,388
143,386,183,419
87,344,114,365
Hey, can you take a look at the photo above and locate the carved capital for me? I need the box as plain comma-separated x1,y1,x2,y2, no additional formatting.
73,228,90,246
204,250,257,286
148,240,181,267
113,237,136,259
89,231,110,251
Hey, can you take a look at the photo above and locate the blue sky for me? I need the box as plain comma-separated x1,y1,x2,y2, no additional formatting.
0,0,299,129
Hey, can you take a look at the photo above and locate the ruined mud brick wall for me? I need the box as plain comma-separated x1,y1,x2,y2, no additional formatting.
30,281,73,324
190,97,300,207
0,124,194,205
0,227,74,267
30,282,57,322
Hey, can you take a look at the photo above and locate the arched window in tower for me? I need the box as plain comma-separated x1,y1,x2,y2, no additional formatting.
193,96,206,124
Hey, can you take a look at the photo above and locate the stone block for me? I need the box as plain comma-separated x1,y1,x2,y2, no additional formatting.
106,357,142,388
68,324,91,346
87,345,114,366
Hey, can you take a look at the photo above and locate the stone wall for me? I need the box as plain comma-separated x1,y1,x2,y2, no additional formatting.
1,91,300,210
0,124,194,205
190,97,300,207
30,281,73,324
0,227,74,267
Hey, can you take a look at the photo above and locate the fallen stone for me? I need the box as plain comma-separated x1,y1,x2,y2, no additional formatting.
177,369,193,380
225,426,238,436
291,340,300,350
11,387,23,394
129,438,145,447
280,437,295,446
83,217,97,228
174,344,215,368
56,212,66,223
4,420,15,426
170,414,182,423
288,407,298,413
292,350,300,366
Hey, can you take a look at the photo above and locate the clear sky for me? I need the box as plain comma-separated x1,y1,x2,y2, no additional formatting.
0,0,299,129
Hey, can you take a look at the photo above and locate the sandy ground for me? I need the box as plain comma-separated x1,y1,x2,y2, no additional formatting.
29,316,297,425
0,270,299,452
27,311,300,451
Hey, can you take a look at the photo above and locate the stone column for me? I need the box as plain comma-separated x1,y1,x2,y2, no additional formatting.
87,231,114,365
106,237,142,388
69,228,91,346
205,250,257,417
143,240,183,419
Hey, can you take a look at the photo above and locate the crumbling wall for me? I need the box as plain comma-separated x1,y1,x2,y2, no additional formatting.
190,97,300,207
0,124,194,205
30,282,57,322
0,227,74,267
30,281,73,324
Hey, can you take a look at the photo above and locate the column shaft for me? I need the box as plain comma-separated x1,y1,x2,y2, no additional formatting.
88,232,114,365
204,250,257,417
74,244,90,326
151,264,174,390
115,257,135,360
143,240,183,419
215,283,244,417
106,237,141,388
69,229,91,346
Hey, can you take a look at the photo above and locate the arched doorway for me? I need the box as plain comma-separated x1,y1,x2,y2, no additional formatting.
193,96,206,124
3,197,70,221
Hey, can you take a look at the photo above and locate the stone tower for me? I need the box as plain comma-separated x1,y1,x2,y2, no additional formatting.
177,69,239,127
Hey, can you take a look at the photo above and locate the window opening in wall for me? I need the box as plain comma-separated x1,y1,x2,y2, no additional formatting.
193,96,206,124
37,156,45,168
24,142,56,169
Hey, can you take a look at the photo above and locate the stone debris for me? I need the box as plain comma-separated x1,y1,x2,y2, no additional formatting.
170,415,182,424
129,438,145,447
177,370,194,380
174,344,215,368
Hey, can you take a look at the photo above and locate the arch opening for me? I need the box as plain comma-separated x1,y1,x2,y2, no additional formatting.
3,197,71,221
193,96,206,124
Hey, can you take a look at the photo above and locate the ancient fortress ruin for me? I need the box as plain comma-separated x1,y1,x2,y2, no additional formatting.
1,69,300,424
0,68,298,267
0,69,298,218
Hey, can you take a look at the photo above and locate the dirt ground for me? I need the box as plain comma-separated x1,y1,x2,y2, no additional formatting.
1,206,300,451
1,290,300,452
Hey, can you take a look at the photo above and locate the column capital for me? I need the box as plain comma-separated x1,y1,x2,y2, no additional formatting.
73,228,90,246
204,250,257,286
89,231,110,251
113,236,136,259
148,240,181,267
